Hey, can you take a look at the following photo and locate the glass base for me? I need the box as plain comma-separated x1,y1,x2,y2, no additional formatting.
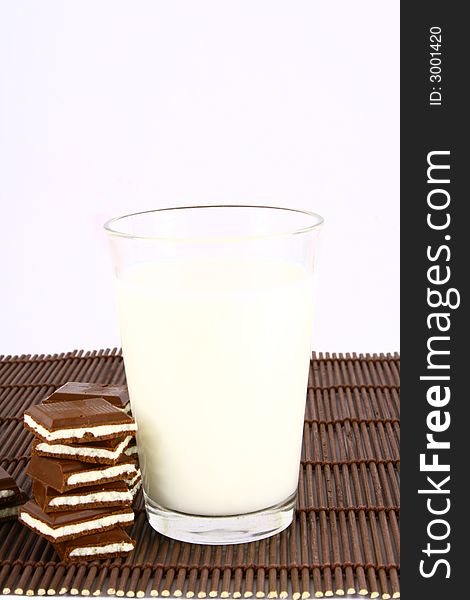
144,491,296,545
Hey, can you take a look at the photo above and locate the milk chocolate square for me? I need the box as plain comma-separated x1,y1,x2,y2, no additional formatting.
123,437,138,458
0,465,22,507
53,527,135,562
33,479,133,513
26,455,139,493
43,382,130,413
19,500,134,543
126,470,142,500
0,496,27,522
31,435,133,465
24,398,137,443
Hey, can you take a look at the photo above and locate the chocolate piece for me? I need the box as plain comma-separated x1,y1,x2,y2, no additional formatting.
53,527,135,562
32,435,133,465
0,504,21,522
129,478,142,501
0,465,22,507
123,438,138,458
24,398,137,443
26,455,139,493
19,500,134,542
0,492,28,522
125,469,142,500
33,479,133,513
43,382,130,413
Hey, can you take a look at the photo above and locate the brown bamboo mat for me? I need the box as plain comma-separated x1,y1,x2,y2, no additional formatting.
0,349,400,598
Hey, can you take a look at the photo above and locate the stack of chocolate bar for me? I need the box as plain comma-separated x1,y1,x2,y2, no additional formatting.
0,465,26,522
19,383,141,562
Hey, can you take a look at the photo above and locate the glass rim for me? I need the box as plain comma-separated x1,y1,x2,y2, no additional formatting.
103,205,324,242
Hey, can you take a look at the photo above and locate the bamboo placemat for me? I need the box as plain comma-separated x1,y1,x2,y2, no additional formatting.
0,349,400,598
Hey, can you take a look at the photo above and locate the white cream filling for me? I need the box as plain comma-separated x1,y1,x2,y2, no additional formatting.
67,464,137,486
124,445,137,456
124,404,132,413
0,489,15,498
50,490,133,507
69,542,134,557
24,414,137,442
20,510,133,539
0,505,19,518
36,436,133,460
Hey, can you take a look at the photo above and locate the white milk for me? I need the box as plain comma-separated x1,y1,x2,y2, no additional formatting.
116,258,314,516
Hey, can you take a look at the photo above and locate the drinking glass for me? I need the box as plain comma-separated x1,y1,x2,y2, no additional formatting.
104,205,323,544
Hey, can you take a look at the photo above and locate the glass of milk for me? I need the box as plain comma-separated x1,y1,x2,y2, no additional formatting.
104,206,323,544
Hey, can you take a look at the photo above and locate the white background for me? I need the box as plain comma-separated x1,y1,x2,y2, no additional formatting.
0,1,399,357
